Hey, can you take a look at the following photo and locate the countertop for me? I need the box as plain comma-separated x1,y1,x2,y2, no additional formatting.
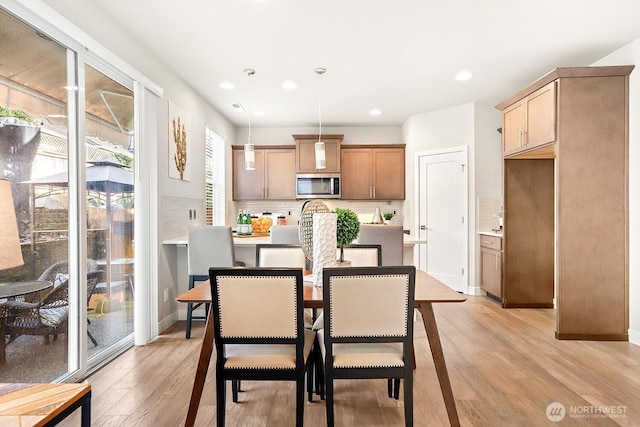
478,230,503,238
163,234,426,246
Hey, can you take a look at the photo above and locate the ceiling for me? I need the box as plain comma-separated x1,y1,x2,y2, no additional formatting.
72,1,640,127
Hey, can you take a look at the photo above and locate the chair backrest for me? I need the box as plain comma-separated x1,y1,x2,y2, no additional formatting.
38,259,100,282
209,267,304,351
356,225,404,266
322,266,415,341
338,244,382,267
256,244,306,268
188,226,236,276
270,225,301,244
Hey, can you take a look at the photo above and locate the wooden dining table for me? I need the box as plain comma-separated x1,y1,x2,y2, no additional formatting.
178,269,466,427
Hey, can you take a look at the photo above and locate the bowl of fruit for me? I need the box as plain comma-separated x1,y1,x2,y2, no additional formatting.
251,216,272,234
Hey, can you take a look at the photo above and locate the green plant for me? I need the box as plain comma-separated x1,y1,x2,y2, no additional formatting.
334,207,360,262
0,106,35,124
383,212,394,221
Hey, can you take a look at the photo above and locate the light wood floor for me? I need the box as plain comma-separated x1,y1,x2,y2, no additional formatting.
59,296,640,426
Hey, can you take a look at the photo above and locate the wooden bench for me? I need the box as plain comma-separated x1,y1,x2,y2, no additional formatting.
0,383,91,426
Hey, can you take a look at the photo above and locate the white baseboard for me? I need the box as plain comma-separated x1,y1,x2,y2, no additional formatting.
466,285,483,296
157,311,178,335
629,328,640,346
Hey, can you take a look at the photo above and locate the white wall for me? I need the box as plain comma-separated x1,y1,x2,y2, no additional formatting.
37,0,237,328
401,103,479,288
236,126,403,147
592,39,640,345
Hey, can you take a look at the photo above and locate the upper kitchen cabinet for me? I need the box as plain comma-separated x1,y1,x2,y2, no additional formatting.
497,65,634,340
341,145,405,200
500,81,557,157
293,134,342,173
232,146,296,200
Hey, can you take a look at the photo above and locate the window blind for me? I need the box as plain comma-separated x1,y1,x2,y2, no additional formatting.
205,128,225,225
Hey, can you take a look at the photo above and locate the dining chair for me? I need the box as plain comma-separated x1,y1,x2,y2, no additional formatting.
356,224,404,266
208,267,316,427
269,225,301,244
186,226,238,339
313,244,382,330
318,266,416,427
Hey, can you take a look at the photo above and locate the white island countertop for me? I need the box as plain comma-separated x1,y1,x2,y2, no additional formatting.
163,234,426,246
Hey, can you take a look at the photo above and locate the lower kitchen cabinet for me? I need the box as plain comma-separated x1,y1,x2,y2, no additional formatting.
233,146,296,200
480,234,502,299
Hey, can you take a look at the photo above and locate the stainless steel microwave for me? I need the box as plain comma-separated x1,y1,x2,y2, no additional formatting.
296,174,341,199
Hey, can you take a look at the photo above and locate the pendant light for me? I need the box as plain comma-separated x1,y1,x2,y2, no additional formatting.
244,68,256,170
314,67,327,170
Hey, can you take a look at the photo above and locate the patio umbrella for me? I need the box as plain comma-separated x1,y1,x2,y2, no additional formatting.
23,160,134,297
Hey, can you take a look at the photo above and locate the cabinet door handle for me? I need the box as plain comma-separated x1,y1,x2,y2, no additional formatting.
369,186,373,198
373,186,376,198
482,240,493,245
523,130,527,147
520,130,524,148
495,255,498,269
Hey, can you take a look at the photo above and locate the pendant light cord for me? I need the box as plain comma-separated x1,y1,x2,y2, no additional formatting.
244,69,255,145
315,68,326,142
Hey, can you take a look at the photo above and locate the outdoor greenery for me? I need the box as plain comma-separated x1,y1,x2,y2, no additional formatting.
0,106,35,124
335,208,360,262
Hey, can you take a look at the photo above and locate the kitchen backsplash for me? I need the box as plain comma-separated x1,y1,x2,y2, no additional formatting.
235,200,404,226
477,197,502,233
163,195,205,239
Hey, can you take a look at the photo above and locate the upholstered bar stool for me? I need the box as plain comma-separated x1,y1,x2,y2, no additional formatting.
186,226,237,338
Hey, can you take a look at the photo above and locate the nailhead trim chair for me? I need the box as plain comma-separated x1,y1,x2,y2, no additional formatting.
318,266,416,427
209,267,315,427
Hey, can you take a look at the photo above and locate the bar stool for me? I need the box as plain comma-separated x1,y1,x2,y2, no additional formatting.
186,226,238,338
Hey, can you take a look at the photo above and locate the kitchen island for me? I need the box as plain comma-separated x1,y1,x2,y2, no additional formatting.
163,232,425,322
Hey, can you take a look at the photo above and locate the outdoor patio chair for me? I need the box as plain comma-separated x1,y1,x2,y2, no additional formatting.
0,262,105,364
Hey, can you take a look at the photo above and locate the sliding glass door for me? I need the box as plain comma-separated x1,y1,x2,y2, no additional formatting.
0,7,136,381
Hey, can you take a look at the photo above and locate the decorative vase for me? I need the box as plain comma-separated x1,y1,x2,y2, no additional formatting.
312,212,337,287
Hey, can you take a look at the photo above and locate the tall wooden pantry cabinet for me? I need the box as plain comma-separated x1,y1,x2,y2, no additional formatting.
496,65,633,340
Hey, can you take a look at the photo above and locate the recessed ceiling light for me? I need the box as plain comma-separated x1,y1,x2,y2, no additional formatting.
231,103,245,112
455,71,473,81
369,109,382,116
220,82,235,90
253,110,265,116
281,80,297,90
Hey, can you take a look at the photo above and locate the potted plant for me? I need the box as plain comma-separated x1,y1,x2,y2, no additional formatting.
383,212,394,223
335,207,360,263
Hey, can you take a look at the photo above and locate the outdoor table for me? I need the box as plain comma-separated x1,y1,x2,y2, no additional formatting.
0,281,52,300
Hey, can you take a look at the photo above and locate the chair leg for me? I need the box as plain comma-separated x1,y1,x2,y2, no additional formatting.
186,302,193,339
216,376,226,427
394,378,401,400
232,380,239,403
296,377,305,427
404,369,413,426
325,372,334,427
387,378,393,398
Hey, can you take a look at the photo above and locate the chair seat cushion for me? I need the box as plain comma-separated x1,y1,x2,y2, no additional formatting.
40,306,69,327
318,329,404,368
224,329,315,369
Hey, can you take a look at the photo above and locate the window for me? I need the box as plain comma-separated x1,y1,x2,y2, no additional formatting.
205,128,225,225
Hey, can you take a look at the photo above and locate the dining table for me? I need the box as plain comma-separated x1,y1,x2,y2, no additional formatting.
178,269,466,427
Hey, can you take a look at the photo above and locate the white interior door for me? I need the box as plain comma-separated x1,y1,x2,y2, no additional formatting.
417,148,468,293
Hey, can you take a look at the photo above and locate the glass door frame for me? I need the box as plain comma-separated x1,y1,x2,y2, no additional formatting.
1,0,160,382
